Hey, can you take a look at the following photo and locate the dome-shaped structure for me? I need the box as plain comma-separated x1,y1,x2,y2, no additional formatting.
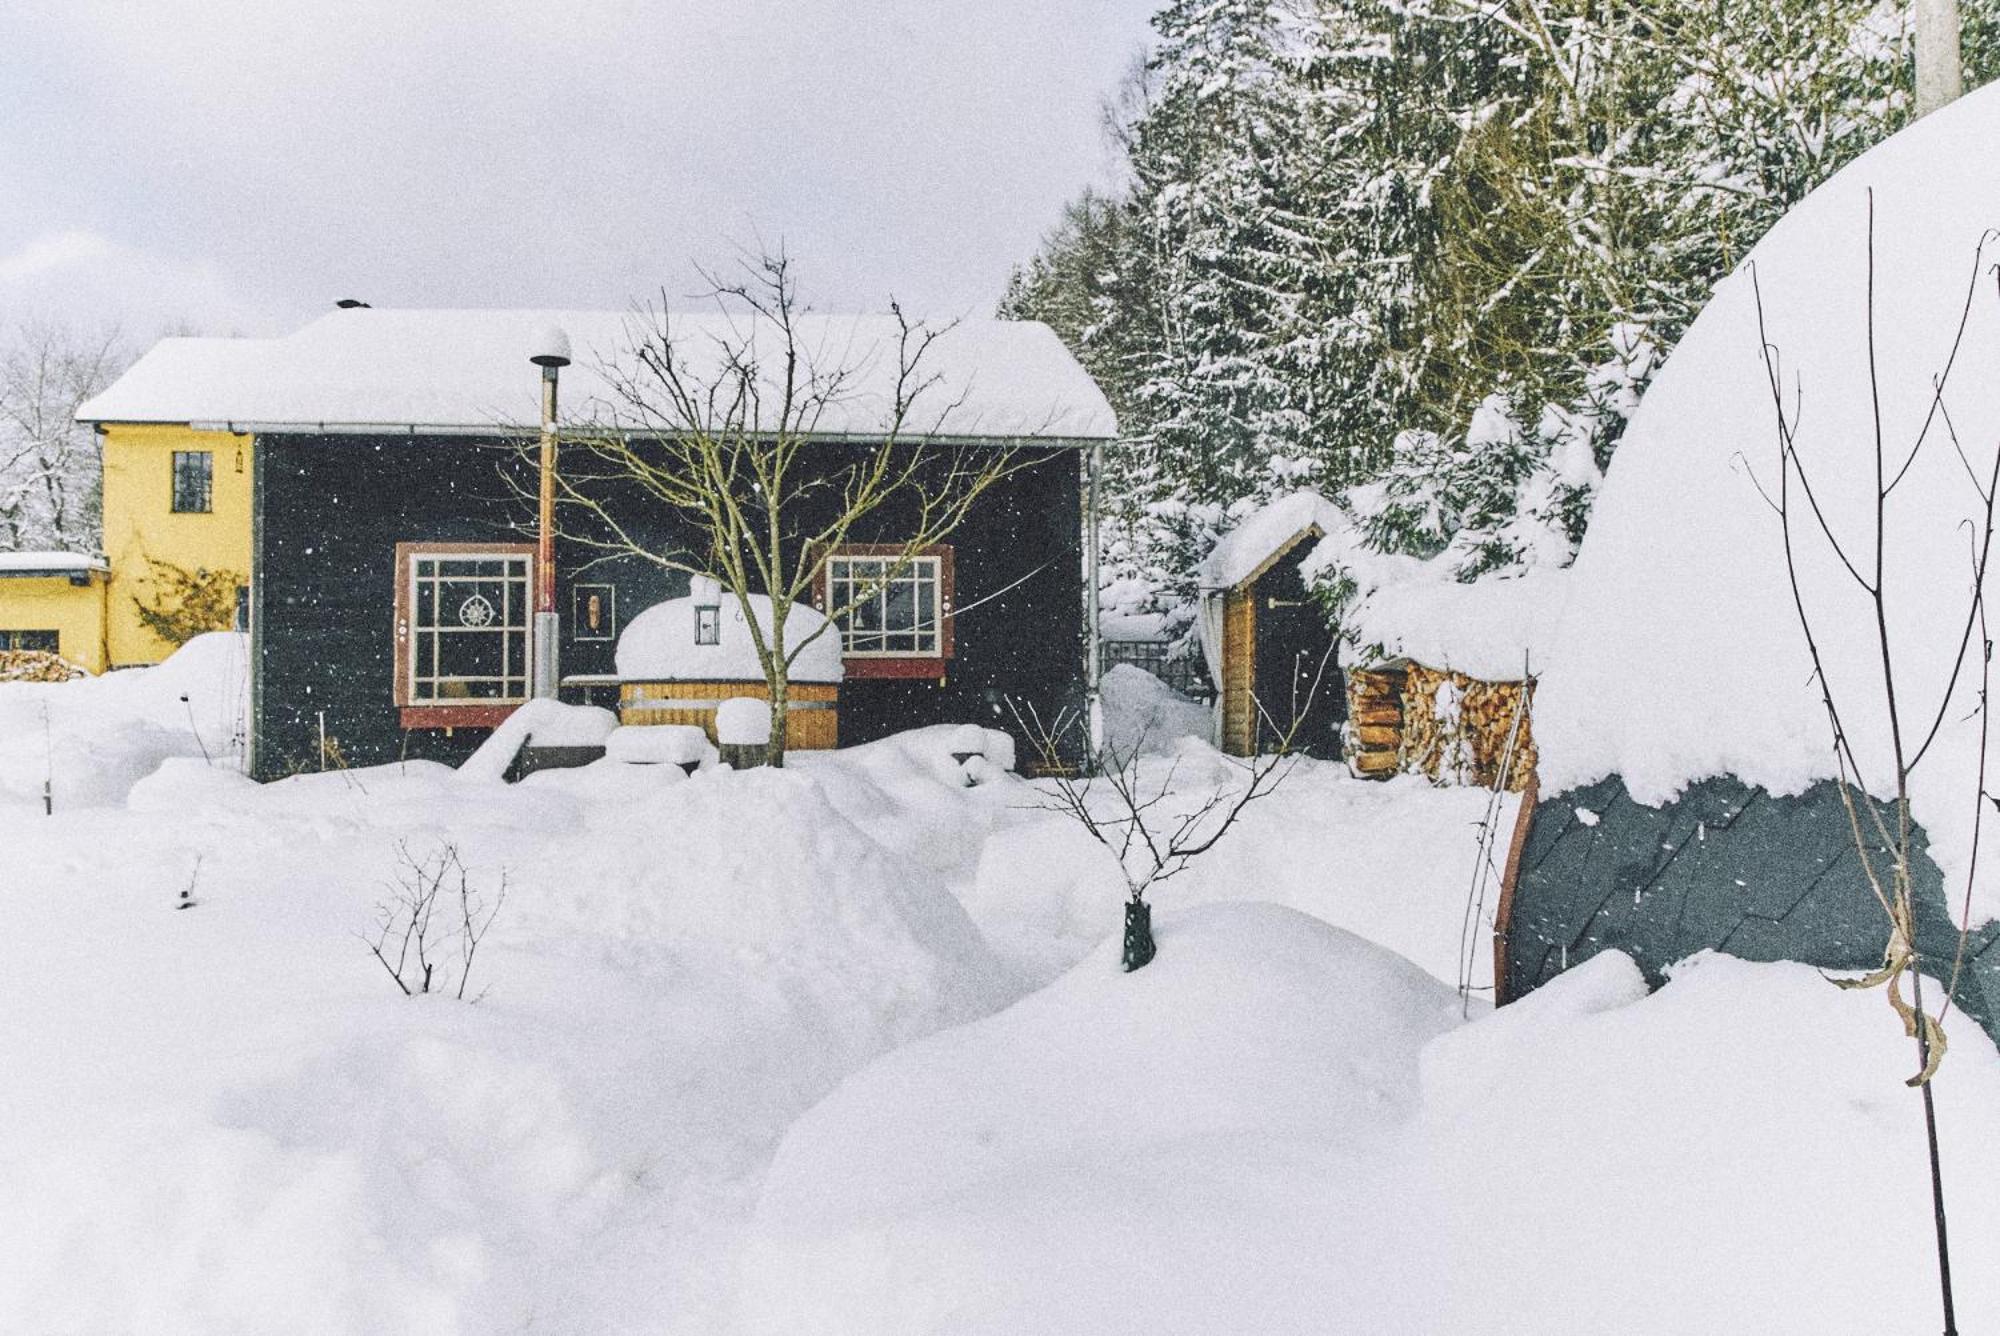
1535,82,2000,919
612,577,844,751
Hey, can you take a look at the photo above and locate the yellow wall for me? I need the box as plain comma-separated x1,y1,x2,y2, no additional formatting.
0,575,110,673
100,424,254,667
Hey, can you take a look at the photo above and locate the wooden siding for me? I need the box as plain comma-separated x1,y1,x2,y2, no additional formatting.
619,679,839,750
1220,586,1256,756
251,435,1083,778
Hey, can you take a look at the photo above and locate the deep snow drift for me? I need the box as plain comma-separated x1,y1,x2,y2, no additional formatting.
745,915,2000,1335
0,631,246,812
9,645,1988,1333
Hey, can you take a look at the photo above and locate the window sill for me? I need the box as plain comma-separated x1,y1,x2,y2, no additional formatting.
843,658,950,681
399,703,522,730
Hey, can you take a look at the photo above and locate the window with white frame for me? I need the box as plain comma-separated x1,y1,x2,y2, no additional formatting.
399,546,533,703
826,550,947,657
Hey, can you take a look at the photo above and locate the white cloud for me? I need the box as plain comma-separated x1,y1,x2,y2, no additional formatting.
3,1,1156,341
0,229,278,339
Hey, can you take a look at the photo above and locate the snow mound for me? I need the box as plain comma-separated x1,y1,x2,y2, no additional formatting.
615,580,842,683
716,696,771,746
741,903,1461,1331
0,631,248,811
457,699,618,781
743,934,2000,1335
1533,80,2000,921
1100,661,1212,758
603,722,713,766
1,729,1028,1332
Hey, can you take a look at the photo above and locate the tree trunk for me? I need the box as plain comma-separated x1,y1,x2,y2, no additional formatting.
1916,0,1964,118
768,663,789,769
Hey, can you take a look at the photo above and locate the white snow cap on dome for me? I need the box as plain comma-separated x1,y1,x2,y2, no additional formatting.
1533,80,2000,922
615,587,844,684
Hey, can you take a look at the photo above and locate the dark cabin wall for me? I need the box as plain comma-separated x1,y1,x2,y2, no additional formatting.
251,433,1083,778
1506,776,2000,1051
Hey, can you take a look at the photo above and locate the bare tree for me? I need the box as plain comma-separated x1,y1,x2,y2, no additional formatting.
361,841,508,1001
1750,191,1988,1336
552,252,1033,766
1013,656,1327,970
0,320,123,553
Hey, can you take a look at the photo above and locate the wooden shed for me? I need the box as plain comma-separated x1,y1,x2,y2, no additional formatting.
1197,493,1347,759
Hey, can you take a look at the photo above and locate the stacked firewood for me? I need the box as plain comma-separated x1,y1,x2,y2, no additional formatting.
1400,663,1536,791
0,649,87,683
1345,662,1536,792
1345,667,1406,779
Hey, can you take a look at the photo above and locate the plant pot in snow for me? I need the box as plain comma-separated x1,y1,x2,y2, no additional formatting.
1122,899,1156,972
716,697,774,769
719,741,770,769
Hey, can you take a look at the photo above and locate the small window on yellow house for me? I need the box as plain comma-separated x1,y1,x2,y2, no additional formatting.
171,451,213,513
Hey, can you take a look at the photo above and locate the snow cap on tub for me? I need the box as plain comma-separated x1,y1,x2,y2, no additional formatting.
716,697,773,747
1530,81,2000,922
615,578,843,684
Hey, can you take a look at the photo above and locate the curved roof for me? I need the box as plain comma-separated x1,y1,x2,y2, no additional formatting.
77,307,1117,443
1534,83,2000,920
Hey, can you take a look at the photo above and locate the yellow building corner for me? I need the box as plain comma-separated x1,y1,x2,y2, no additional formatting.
101,424,253,668
0,424,252,675
0,558,111,673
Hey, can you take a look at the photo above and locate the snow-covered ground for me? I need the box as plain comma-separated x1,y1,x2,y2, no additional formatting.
3,644,1996,1333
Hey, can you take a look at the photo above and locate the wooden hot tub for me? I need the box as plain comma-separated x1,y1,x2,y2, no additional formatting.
617,679,839,750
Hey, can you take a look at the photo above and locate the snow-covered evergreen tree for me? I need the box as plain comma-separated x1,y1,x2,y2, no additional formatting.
1006,0,1999,638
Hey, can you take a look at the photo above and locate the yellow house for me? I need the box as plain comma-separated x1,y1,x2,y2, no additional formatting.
0,553,111,672
0,424,252,673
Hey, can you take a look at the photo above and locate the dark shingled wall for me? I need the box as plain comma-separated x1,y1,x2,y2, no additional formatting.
1507,776,2000,1050
250,433,1084,779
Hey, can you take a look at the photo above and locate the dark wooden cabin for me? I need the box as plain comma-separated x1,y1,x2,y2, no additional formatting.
77,308,1116,779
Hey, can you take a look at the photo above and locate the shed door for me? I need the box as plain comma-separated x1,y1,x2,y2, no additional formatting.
1252,556,1344,759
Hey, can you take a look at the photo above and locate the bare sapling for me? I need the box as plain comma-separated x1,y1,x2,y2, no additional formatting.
1750,190,1991,1336
361,841,509,1001
1014,645,1332,970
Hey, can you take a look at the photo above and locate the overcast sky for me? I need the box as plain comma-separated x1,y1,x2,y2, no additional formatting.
1,1,1157,344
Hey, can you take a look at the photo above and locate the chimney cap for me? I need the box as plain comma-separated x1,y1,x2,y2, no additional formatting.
528,325,572,369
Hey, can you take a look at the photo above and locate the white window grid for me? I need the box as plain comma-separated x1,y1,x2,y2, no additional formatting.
408,553,532,702
828,554,943,657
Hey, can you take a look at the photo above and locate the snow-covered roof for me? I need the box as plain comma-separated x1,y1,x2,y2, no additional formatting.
615,580,844,684
1197,491,1344,591
1310,529,1567,683
1533,81,2000,921
76,307,1117,443
0,550,107,577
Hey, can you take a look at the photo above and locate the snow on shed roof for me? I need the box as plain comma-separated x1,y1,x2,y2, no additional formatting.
1311,538,1567,683
1532,81,2000,921
76,307,1117,442
0,550,107,577
1197,491,1345,591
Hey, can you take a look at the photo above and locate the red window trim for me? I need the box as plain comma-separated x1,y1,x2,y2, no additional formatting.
393,540,536,728
816,543,955,677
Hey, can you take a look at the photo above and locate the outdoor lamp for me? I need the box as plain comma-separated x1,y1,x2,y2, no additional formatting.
530,326,571,699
